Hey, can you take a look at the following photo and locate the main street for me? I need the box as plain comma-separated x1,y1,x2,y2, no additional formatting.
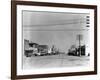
23,54,90,69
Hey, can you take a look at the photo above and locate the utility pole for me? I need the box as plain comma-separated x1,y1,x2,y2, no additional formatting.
79,35,81,56
77,34,83,56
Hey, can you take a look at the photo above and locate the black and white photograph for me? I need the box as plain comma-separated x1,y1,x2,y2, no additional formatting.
23,11,91,69
11,1,97,79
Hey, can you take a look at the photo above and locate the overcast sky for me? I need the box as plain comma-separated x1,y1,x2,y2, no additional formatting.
23,11,90,52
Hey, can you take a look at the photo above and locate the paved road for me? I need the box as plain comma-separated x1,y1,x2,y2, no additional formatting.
23,54,90,69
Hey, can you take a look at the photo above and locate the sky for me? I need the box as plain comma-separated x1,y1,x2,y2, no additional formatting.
23,11,90,53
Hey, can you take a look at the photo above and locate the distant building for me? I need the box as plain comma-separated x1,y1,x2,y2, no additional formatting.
68,45,86,56
24,39,29,50
29,42,39,48
80,45,85,56
38,45,48,54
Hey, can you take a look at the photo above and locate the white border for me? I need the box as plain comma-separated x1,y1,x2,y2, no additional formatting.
17,5,94,75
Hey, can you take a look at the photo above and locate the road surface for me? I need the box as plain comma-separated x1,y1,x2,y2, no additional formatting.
23,54,90,69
